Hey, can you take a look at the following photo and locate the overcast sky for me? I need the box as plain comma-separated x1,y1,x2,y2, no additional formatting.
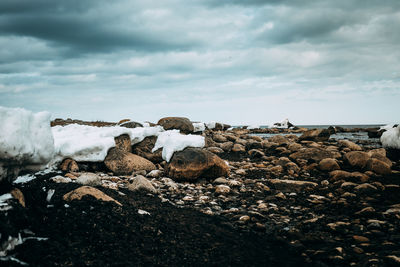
0,0,399,125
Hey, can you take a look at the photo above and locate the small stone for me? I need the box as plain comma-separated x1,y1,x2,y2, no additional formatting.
239,215,250,222
10,188,25,207
213,177,229,184
128,175,157,194
51,175,72,184
354,183,378,194
215,185,231,195
232,143,246,153
353,235,370,242
275,192,286,200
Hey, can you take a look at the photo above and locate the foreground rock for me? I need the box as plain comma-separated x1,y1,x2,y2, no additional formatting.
63,186,122,206
157,117,194,134
104,148,156,175
167,147,229,181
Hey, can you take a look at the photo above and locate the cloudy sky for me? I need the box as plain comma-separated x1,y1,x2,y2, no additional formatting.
0,0,399,125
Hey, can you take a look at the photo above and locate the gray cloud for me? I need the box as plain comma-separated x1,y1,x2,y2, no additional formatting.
0,0,399,124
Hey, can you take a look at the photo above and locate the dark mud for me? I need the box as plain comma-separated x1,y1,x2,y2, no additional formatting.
2,174,304,267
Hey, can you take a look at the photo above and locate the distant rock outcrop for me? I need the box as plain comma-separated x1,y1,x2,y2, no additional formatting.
158,117,194,134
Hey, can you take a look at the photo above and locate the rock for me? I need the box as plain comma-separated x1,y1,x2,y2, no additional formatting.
63,186,122,206
239,215,250,222
245,140,262,150
366,158,391,175
354,183,378,194
215,185,231,195
290,148,340,163
248,149,264,158
329,170,351,180
343,151,370,169
50,175,72,183
213,177,229,184
268,135,289,145
10,188,25,207
76,172,102,186
127,175,157,194
120,121,143,128
167,147,230,181
267,179,318,192
213,134,227,143
206,146,224,154
338,140,362,151
353,235,370,242
114,134,131,152
104,148,156,175
318,158,340,171
147,169,163,178
232,144,246,152
157,117,194,134
132,136,163,163
299,129,331,142
59,158,79,172
219,141,234,152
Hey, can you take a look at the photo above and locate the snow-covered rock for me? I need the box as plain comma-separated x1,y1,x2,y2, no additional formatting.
152,130,205,162
0,106,54,182
381,125,400,149
271,118,294,129
51,124,163,163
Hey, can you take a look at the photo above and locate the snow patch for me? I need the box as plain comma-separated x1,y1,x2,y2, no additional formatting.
13,174,36,184
152,130,205,162
0,106,54,180
206,121,216,129
381,125,400,149
192,122,206,132
51,124,163,163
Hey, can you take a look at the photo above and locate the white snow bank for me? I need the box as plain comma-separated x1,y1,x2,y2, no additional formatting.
381,125,400,149
51,124,163,163
152,130,205,162
206,121,216,129
192,122,206,132
0,106,54,181
0,106,55,165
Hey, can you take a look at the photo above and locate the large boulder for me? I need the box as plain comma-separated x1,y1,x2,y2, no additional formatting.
157,117,194,134
167,147,230,181
299,129,331,142
132,136,163,163
104,148,156,175
289,148,341,163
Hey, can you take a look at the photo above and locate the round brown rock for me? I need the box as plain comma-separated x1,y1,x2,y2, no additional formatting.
318,158,340,171
104,148,156,175
157,117,194,134
132,136,163,163
167,147,230,181
344,151,370,169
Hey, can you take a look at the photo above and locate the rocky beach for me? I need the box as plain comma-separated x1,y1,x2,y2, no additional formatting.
1,112,400,266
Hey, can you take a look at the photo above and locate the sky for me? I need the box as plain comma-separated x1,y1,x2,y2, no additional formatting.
0,0,399,125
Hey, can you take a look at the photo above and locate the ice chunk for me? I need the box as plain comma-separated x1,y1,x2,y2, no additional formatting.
381,125,400,149
152,130,205,162
192,122,206,132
